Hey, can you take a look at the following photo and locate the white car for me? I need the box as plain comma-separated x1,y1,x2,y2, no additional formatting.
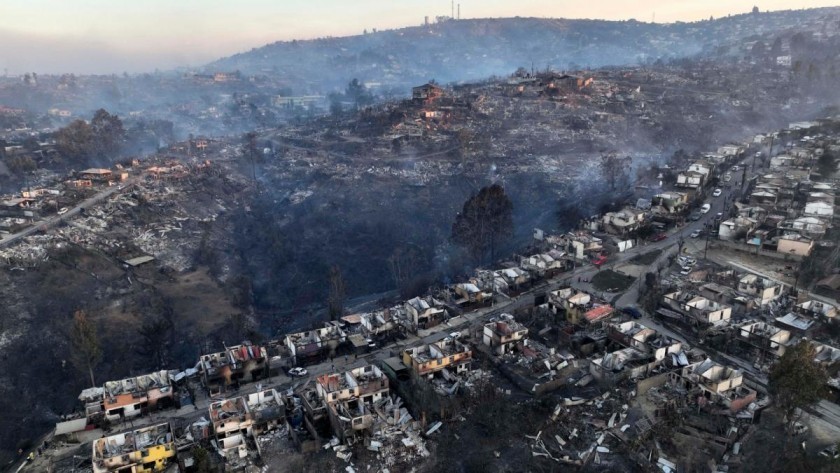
700,204,711,214
712,189,722,197
288,367,308,377
690,230,701,238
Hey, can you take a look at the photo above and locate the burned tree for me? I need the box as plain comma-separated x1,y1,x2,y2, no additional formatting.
599,152,632,191
451,184,513,265
328,265,346,321
388,245,426,299
70,310,102,388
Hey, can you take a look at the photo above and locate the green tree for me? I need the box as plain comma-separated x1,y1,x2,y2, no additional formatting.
328,265,346,321
90,109,125,159
769,341,828,431
55,119,94,165
191,446,212,473
70,310,102,388
451,184,514,264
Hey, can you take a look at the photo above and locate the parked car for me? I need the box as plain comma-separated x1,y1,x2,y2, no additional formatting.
690,229,702,238
680,267,692,275
712,188,722,197
651,233,668,242
621,307,642,319
592,255,608,266
700,203,711,214
288,367,308,377
689,212,701,221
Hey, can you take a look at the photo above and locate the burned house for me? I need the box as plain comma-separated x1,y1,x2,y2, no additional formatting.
405,296,446,331
315,364,390,442
519,250,569,278
92,422,175,473
99,370,174,423
669,359,756,413
565,232,603,259
651,192,688,214
590,322,684,384
663,291,732,326
209,396,254,465
548,287,594,325
199,343,267,389
736,274,783,306
482,313,529,356
284,326,346,364
494,267,531,294
601,208,646,235
453,282,492,305
402,338,473,379
735,321,793,364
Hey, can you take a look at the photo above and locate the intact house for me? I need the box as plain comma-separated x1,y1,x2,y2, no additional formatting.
405,296,446,331
78,168,114,182
482,313,529,355
99,370,174,423
669,359,757,413
199,343,268,389
412,83,444,101
663,291,732,326
737,274,783,306
315,364,390,442
92,422,175,473
284,326,347,364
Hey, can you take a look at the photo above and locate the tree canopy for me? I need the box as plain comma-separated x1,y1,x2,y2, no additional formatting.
768,341,828,428
451,184,514,265
55,109,124,167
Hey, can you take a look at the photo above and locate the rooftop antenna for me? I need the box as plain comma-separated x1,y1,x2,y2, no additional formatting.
451,0,454,19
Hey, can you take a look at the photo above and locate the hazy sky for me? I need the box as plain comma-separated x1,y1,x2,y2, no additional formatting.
0,0,837,74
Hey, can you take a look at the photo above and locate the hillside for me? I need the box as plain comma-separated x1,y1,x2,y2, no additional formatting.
209,8,840,93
